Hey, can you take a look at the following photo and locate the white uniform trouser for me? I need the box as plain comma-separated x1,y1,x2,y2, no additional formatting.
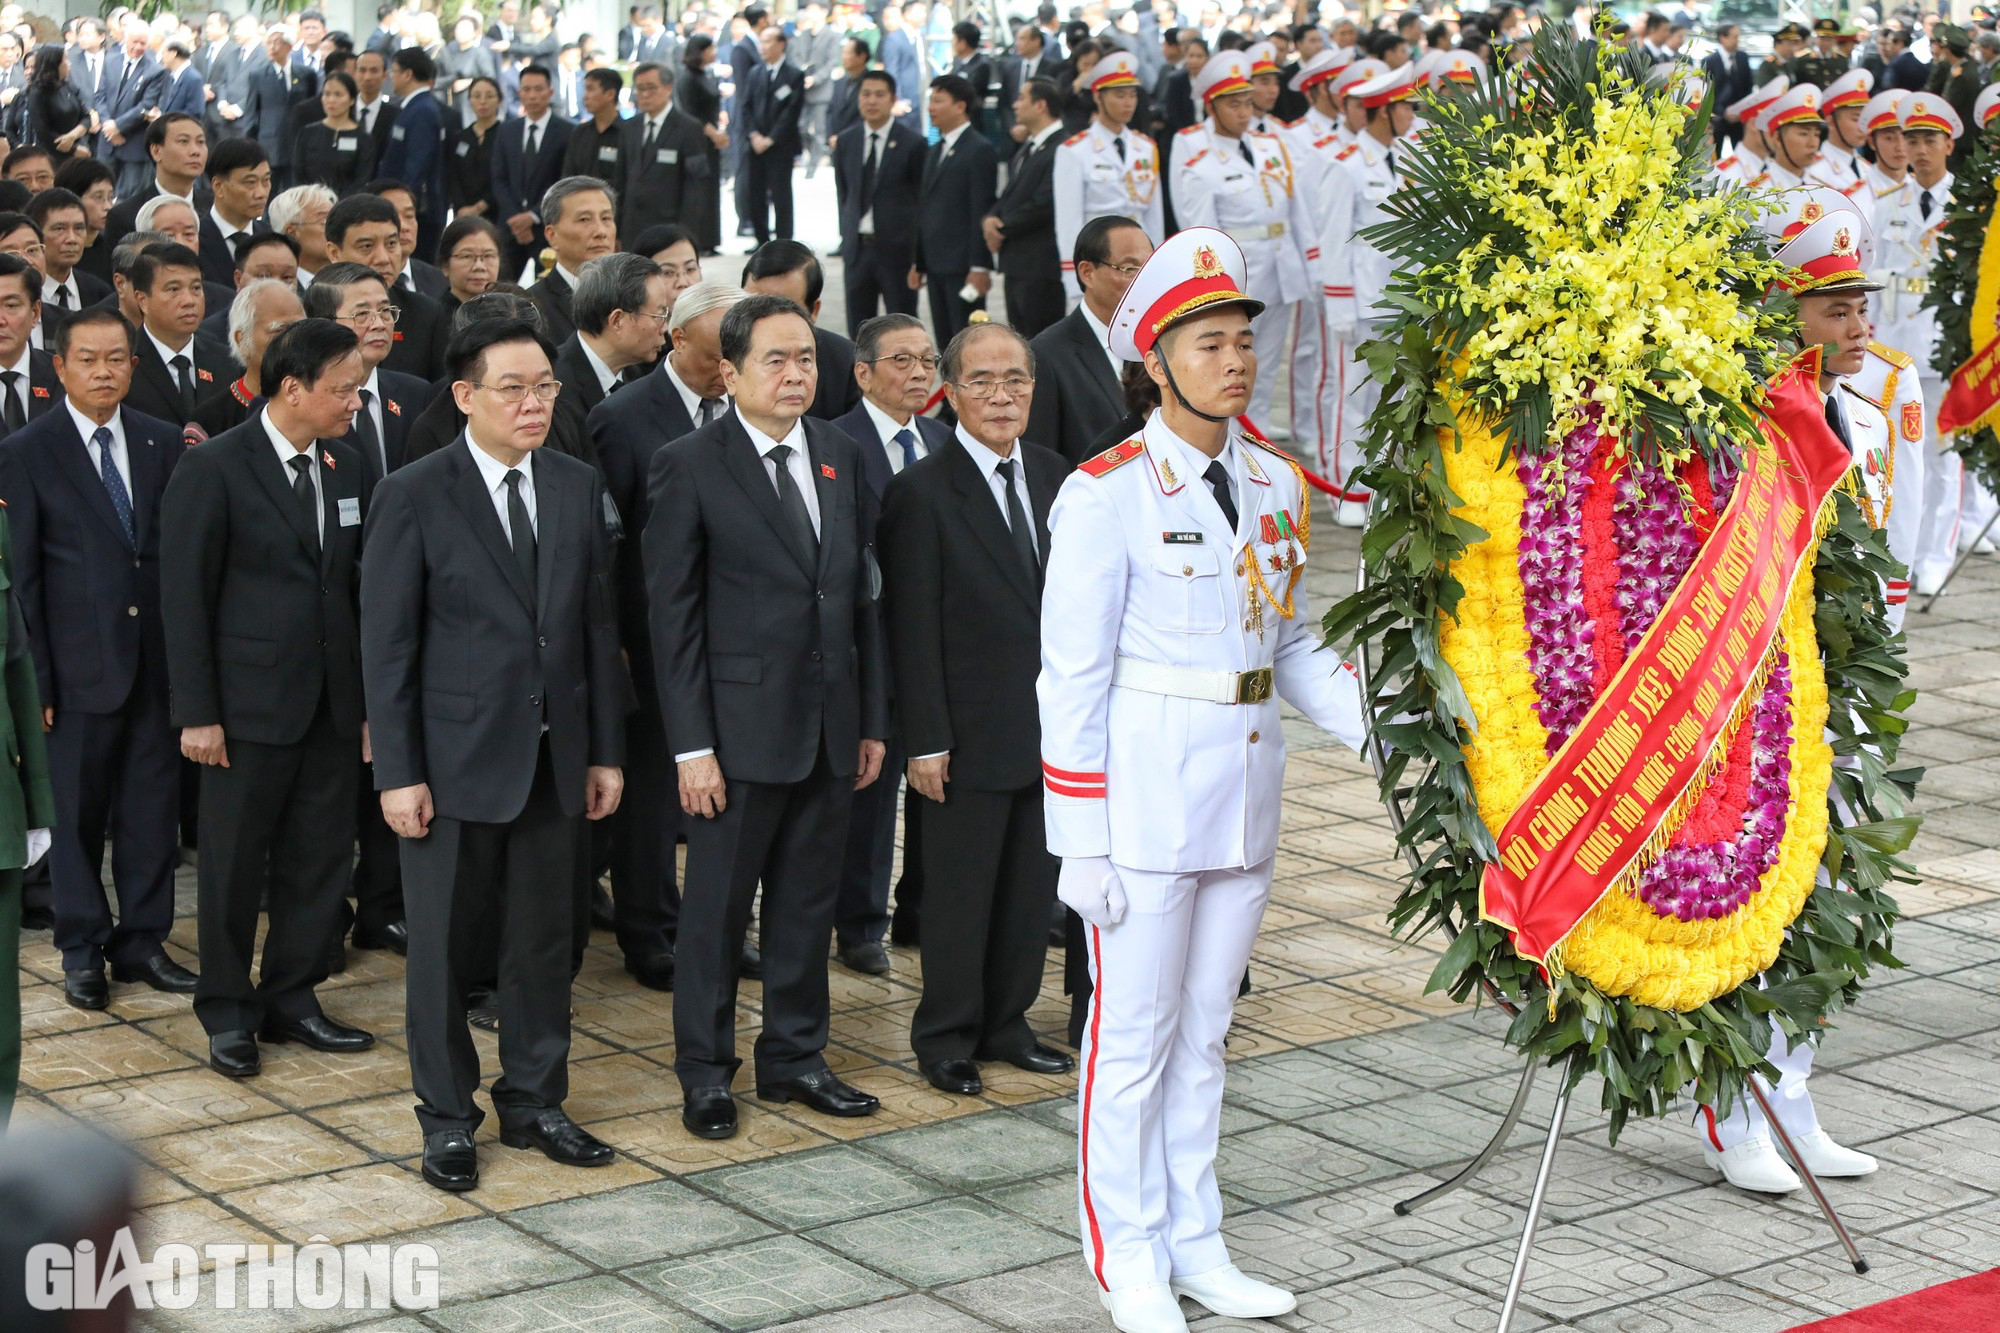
1078,856,1272,1292
1287,297,1323,453
1249,299,1296,435
1702,1015,1820,1150
1320,318,1380,501
1913,374,1962,583
1884,430,1926,632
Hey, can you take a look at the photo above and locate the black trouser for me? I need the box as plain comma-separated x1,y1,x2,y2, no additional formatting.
193,700,356,1035
842,237,919,337
834,739,900,949
401,741,577,1136
607,701,679,964
891,781,924,944
909,783,1055,1065
741,147,795,243
46,675,179,972
351,759,405,933
673,746,852,1091
926,271,981,347
1004,275,1066,341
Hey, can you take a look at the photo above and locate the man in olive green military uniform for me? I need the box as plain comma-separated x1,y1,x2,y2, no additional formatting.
0,501,54,1128
1926,24,1985,166
1760,22,1809,85
1791,18,1858,92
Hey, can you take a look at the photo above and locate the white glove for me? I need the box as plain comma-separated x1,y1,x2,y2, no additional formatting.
1328,324,1360,347
24,828,49,868
1058,855,1128,929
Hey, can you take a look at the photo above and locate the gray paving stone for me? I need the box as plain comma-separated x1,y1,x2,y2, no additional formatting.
1422,1224,1711,1322
1731,1240,1979,1316
1877,1197,2000,1272
1761,1159,1990,1233
1860,975,2000,1040
1215,1122,1407,1206
863,1111,1077,1192
985,1171,1081,1236
423,1274,705,1331
1281,1170,1530,1264
140,1289,383,1333
1221,1048,1416,1121
625,1235,905,1331
1286,1264,1554,1331
1020,1091,1269,1139
1573,1188,1831,1279
1460,1139,1707,1225
1814,1011,1945,1071
692,1143,948,1230
812,1198,1071,1287
1214,1204,1401,1290
1298,1087,1539,1171
765,1293,998,1331
1317,1015,1523,1089
1802,1070,1968,1141
1841,1039,2000,1114
512,1179,775,1268
1877,919,1998,978
399,1217,591,1304
1875,1116,2000,1192
1572,1279,1822,1332
938,1255,1114,1333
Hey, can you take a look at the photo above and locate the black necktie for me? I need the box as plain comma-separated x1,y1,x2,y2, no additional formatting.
526,121,541,160
1824,393,1853,450
861,131,881,211
1238,139,1254,167
171,353,196,420
1204,459,1238,532
996,458,1038,579
765,443,818,561
1387,145,1398,174
289,454,319,554
698,397,718,426
0,371,22,433
54,282,71,310
1920,188,1934,219
355,387,384,472
1113,135,1126,161
362,104,373,134
228,230,249,258
642,117,659,158
503,468,536,590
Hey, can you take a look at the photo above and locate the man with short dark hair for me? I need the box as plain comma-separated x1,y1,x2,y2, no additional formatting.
737,27,806,246
353,48,397,155
617,63,708,245
197,232,299,343
912,74,997,343
1027,216,1150,463
986,76,1066,337
380,48,448,261
162,318,376,1080
562,67,628,185
362,317,625,1193
563,252,671,417
123,242,232,426
528,177,619,345
3,147,53,195
0,253,61,433
493,64,576,278
324,192,447,381
832,70,923,336
199,139,274,288
644,293,887,1141
103,113,209,251
26,189,111,317
301,262,429,491
739,239,862,422
0,308,192,1012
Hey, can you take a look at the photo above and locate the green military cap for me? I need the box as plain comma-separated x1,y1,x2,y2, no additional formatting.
1773,21,1809,41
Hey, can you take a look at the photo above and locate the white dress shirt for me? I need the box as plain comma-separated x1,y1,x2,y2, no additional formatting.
856,120,892,234
0,343,32,424
554,262,583,292
740,409,820,535
662,354,726,427
355,367,386,465
145,325,196,372
69,401,130,496
956,425,1036,553
43,272,82,311
360,96,390,136
862,397,926,475
521,109,553,155
261,407,323,541
466,432,537,541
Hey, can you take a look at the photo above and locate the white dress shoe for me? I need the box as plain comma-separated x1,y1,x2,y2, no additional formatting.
1099,1282,1189,1333
1972,536,1998,555
1913,568,1946,596
1334,499,1368,528
1790,1128,1878,1178
1169,1263,1298,1319
1702,1135,1801,1194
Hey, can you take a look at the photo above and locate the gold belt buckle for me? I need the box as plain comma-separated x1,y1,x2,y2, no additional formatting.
1268,221,1286,239
1235,667,1275,704
1903,277,1929,294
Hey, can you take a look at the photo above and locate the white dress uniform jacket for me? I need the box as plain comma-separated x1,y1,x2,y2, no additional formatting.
1847,341,1927,623
1053,121,1165,300
1313,134,1400,500
1870,172,1958,582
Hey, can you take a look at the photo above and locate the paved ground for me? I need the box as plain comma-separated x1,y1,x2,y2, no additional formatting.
16,173,2000,1329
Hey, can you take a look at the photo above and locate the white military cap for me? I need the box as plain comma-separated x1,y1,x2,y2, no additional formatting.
1107,227,1266,362
1771,208,1882,295
1821,68,1873,115
1087,51,1143,93
1290,47,1353,95
1763,83,1824,131
1975,83,2000,131
1351,62,1421,109
1725,74,1788,127
1860,90,1906,134
1329,58,1388,102
1192,50,1255,104
1899,90,1964,138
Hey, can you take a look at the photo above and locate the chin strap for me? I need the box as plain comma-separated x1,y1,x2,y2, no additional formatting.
1159,358,1233,425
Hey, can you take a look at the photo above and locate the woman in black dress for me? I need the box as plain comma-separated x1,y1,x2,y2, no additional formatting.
446,76,504,225
675,35,727,256
436,215,504,318
293,71,377,197
24,45,90,166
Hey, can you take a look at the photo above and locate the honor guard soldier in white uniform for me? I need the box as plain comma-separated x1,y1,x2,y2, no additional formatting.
1243,42,1289,137
1330,58,1388,147
1714,77,1787,186
1857,92,1914,205
1280,48,1358,459
1876,92,1963,593
1751,84,1826,191
1693,207,1886,1193
1315,62,1419,527
1055,52,1164,305
1808,70,1875,207
1287,47,1355,149
1171,52,1314,446
1040,226,1365,1333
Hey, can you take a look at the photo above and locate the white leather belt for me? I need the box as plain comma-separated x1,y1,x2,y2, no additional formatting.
1226,222,1287,243
1112,656,1275,704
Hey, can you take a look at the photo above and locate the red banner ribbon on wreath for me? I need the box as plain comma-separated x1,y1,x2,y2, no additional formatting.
1478,352,1857,971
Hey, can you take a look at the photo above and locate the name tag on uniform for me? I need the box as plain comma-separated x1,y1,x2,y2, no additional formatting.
337,497,361,527
1223,172,1244,184
775,84,793,100
336,136,357,151
598,145,619,162
1162,531,1204,544
454,139,470,156
657,148,679,164
391,125,406,141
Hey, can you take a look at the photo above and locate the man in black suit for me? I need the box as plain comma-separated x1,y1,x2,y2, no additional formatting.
525,177,618,347
0,308,194,1010
197,139,274,289
1703,23,1756,150
616,63,710,245
558,252,671,421
27,191,114,320
207,15,265,145
323,193,448,382
103,114,211,253
830,313,950,971
1026,215,1150,463
0,256,62,436
738,240,861,423
879,322,1072,1094
353,49,398,158
947,22,1006,151
361,317,625,1193
587,282,741,989
363,181,450,304
162,318,377,1080
644,294,887,1140
823,38,871,149
300,263,430,492
984,77,1065,338
832,70,923,337
491,65,575,279
912,75,998,345
736,28,807,246
197,232,299,346
241,30,320,189
95,21,169,197
123,243,233,427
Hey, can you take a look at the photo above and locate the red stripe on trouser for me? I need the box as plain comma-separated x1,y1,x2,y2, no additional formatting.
1080,924,1110,1290
1331,352,1347,488
1313,304,1330,465
1700,1104,1724,1152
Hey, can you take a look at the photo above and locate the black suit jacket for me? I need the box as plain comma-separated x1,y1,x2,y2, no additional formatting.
3,350,65,428
384,287,448,383
0,404,183,714
878,438,1067,789
811,326,863,424
103,180,215,251
360,435,624,823
126,332,233,426
346,368,431,488
832,119,923,267
491,113,576,240
643,410,886,784
991,131,1061,279
1026,307,1127,465
915,129,998,278
199,213,272,288
616,109,709,240
831,404,953,510
160,419,367,744
527,270,576,347
741,59,806,158
404,260,450,304
242,60,320,169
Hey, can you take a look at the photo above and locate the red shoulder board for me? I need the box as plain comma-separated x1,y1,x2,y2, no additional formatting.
1334,144,1359,160
1080,438,1145,477
1177,123,1202,135
1314,133,1340,149
1063,129,1090,147
1715,155,1737,169
1131,130,1153,144
1183,149,1207,166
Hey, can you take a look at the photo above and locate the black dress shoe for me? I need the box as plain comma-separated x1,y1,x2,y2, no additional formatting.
63,968,108,1011
624,953,675,992
261,1015,377,1053
921,1058,983,1095
682,1085,738,1140
421,1129,479,1192
111,953,198,994
837,940,891,976
738,942,763,980
351,919,409,955
756,1069,880,1117
982,1042,1076,1075
20,903,52,931
589,885,617,932
209,1030,260,1078
500,1108,614,1166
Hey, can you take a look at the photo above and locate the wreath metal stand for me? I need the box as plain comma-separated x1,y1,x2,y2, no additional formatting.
1917,508,2000,612
1349,563,1869,1333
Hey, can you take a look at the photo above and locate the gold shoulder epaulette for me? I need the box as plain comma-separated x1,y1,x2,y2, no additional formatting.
1131,129,1154,143
1869,340,1914,370
1183,149,1207,167
1063,129,1090,147
1314,132,1340,149
1335,144,1359,160
1079,438,1145,477
1841,381,1887,412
